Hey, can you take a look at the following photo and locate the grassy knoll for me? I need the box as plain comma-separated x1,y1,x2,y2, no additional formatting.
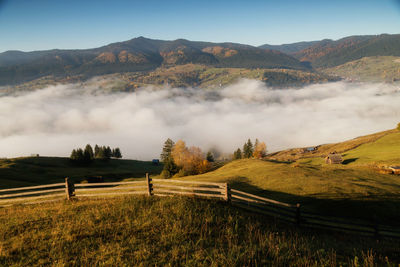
1,196,399,266
0,157,162,189
178,130,400,225
269,129,397,162
341,131,400,166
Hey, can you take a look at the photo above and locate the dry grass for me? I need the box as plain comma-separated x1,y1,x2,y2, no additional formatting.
0,196,399,266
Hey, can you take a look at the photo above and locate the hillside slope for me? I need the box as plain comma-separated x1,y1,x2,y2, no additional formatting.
0,157,162,189
181,129,400,224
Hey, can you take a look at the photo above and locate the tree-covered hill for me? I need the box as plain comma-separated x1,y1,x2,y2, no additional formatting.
293,34,400,68
0,37,309,86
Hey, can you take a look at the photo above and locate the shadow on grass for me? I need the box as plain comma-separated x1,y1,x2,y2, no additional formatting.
342,158,358,165
228,177,400,227
263,159,294,164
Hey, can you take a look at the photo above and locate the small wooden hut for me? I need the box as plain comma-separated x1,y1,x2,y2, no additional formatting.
389,166,400,175
325,153,343,164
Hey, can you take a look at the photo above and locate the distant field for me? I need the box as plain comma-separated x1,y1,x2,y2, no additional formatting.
0,157,162,189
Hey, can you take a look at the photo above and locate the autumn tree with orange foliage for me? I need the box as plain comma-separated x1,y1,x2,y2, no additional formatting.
253,141,267,159
171,139,210,176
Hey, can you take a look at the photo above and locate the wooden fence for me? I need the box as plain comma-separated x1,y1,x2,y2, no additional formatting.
1,174,400,239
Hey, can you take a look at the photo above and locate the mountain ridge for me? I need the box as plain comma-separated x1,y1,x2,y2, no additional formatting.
0,37,308,86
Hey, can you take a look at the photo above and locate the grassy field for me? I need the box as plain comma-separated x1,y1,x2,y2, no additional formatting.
178,130,400,225
1,196,399,266
0,157,162,189
1,130,400,265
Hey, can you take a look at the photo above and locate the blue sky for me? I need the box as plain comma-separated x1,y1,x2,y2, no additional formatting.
0,0,399,52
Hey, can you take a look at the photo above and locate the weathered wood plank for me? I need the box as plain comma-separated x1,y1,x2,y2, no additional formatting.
230,189,294,208
74,181,145,187
153,184,224,193
76,191,148,197
0,193,66,204
152,179,225,187
75,186,148,192
0,188,65,199
153,189,224,199
0,183,65,193
231,194,266,204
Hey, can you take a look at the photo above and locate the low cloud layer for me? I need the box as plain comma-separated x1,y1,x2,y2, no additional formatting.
1,79,399,159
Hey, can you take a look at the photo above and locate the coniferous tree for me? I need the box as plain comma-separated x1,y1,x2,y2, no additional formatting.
233,148,242,160
160,156,178,178
76,148,84,162
160,138,174,163
94,144,100,158
83,144,94,163
103,146,112,159
70,149,78,161
96,147,106,159
206,151,214,162
243,139,254,158
113,147,122,158
254,139,259,153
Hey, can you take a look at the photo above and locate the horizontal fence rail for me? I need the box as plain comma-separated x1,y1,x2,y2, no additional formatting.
229,188,400,239
0,182,67,206
1,173,399,239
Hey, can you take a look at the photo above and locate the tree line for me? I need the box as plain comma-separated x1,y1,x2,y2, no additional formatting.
160,139,214,179
70,144,122,164
233,139,267,160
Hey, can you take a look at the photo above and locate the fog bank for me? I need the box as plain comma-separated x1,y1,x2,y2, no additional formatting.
1,80,399,159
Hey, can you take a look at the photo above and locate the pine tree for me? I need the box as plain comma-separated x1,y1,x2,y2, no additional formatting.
105,146,112,159
160,157,178,178
160,138,174,163
76,148,84,162
83,144,94,163
233,148,242,160
70,149,78,161
94,144,100,158
243,139,253,158
96,147,106,159
113,147,122,158
206,151,214,162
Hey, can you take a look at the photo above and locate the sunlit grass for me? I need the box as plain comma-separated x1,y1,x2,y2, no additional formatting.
0,196,398,266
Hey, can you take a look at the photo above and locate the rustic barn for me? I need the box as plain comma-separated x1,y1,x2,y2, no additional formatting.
325,153,343,164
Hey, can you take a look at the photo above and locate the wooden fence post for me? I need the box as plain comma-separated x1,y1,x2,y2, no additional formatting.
65,177,72,200
224,183,231,202
296,203,301,225
146,173,153,196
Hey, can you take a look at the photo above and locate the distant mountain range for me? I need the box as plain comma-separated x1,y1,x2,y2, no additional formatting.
0,37,307,85
259,34,400,68
1,34,400,86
